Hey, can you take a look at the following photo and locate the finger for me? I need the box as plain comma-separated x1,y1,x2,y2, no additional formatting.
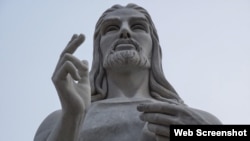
137,102,183,115
67,34,78,45
56,53,88,74
53,61,81,82
147,123,170,137
61,34,85,56
81,60,89,74
140,113,182,125
78,60,89,84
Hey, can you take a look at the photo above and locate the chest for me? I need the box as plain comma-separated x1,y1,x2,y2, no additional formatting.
79,102,146,141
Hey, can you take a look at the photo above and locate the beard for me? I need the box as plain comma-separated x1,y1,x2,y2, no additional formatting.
103,39,151,69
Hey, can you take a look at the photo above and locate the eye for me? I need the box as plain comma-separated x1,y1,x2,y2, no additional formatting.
131,24,147,32
104,25,119,34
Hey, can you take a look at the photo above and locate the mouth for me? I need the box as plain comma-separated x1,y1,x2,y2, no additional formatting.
115,44,136,51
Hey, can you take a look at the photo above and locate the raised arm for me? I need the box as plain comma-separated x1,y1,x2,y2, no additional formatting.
34,34,91,141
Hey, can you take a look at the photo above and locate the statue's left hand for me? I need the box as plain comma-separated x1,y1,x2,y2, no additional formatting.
137,102,212,141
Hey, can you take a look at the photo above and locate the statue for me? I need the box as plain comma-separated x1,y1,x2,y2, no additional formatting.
34,3,222,141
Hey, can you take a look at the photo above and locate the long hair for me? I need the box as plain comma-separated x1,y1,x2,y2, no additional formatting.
89,3,185,104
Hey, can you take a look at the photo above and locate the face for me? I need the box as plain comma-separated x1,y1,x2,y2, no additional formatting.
100,8,153,70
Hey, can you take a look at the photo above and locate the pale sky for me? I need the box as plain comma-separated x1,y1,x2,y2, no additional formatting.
1,0,250,141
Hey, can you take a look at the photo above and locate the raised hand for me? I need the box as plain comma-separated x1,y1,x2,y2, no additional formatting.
52,34,91,115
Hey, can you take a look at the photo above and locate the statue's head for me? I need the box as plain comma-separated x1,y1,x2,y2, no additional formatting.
90,3,184,104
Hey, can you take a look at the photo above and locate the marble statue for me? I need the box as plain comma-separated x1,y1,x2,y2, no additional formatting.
34,3,222,141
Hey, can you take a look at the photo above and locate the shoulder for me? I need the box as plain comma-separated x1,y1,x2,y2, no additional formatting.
34,110,62,141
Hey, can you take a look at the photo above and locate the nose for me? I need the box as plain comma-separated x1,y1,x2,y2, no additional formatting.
120,26,131,39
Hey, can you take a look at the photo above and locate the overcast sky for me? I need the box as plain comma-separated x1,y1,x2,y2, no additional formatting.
1,0,250,140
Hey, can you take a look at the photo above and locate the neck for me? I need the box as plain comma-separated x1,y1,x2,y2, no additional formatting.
105,67,151,99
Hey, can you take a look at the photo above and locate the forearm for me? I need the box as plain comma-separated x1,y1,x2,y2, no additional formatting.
47,111,85,141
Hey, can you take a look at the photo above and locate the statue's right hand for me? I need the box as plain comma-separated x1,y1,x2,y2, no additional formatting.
51,34,91,115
